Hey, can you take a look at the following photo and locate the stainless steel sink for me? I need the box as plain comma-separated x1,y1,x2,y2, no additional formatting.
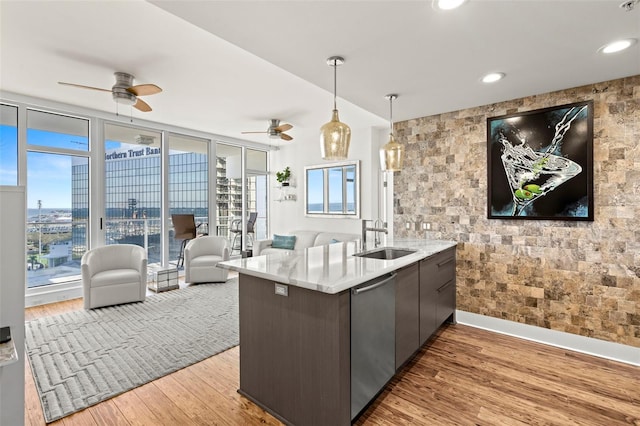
353,247,417,260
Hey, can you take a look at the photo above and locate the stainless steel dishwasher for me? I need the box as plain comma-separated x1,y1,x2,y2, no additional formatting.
351,273,396,420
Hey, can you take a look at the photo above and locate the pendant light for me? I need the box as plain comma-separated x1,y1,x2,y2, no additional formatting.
379,94,404,172
320,56,351,160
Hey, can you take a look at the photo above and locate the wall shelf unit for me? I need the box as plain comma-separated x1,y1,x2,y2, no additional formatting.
275,185,297,202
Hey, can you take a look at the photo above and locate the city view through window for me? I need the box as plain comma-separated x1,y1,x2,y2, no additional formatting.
1,105,268,291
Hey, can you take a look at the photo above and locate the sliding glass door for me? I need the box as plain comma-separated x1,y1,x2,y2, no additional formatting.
104,123,162,265
103,125,212,268
215,144,242,253
168,133,209,267
215,144,268,255
3,97,272,306
246,148,268,243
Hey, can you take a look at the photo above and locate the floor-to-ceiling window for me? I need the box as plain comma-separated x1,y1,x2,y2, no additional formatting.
216,144,243,250
215,144,268,255
2,95,270,304
246,148,268,243
26,109,89,289
168,133,209,266
101,125,213,268
103,123,162,264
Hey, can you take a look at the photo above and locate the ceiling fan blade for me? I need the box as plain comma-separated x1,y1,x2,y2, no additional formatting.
58,82,112,93
241,131,268,134
275,123,293,132
127,84,162,96
280,133,293,141
133,98,152,112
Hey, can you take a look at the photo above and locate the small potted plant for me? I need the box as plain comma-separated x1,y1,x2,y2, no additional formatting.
276,166,291,186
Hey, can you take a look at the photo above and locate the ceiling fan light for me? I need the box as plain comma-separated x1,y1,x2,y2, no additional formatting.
320,109,351,160
112,91,137,106
135,135,155,145
380,133,404,172
268,129,280,139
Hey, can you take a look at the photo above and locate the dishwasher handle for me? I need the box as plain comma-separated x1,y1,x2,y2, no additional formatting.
351,273,396,295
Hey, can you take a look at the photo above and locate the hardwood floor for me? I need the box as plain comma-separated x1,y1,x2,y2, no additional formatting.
25,300,639,425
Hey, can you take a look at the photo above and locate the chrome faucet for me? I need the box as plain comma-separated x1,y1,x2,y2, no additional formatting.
361,219,388,249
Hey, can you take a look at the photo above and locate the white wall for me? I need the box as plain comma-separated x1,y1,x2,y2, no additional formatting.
0,186,26,426
269,127,386,236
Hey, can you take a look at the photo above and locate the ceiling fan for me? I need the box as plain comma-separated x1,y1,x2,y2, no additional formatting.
242,119,293,141
58,72,162,112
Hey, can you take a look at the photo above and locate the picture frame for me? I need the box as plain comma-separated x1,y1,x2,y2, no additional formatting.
487,100,594,221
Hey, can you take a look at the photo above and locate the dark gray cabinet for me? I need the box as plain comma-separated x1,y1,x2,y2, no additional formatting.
238,246,456,426
435,275,456,326
395,263,420,370
419,247,456,345
238,274,351,426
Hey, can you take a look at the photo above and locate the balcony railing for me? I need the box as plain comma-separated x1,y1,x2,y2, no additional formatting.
25,215,252,289
26,219,87,289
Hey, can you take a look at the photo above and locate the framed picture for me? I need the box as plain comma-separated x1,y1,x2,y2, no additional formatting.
487,100,593,221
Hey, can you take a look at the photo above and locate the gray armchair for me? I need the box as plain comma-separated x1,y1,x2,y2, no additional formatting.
81,244,147,309
184,236,230,284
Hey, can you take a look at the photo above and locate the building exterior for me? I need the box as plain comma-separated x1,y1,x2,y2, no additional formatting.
71,144,250,265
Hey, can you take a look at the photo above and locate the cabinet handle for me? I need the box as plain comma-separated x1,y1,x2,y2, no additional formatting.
437,257,454,268
352,273,396,295
437,279,454,292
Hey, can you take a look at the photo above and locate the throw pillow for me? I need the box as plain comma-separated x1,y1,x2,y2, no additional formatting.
330,239,340,244
272,234,296,250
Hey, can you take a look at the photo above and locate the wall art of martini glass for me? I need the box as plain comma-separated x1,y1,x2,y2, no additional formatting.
487,100,593,220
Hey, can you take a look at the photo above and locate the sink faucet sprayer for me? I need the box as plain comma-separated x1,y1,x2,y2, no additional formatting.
362,219,388,249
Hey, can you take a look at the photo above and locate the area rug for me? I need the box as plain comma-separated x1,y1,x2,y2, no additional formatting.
25,279,239,423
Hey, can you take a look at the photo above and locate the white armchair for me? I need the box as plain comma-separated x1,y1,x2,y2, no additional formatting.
184,236,230,284
81,244,147,309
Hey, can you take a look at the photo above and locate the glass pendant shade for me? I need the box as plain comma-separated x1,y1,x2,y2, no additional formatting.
380,94,403,171
380,133,404,171
321,56,350,160
320,109,351,160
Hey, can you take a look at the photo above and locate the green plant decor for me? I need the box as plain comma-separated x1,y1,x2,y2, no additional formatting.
276,166,291,186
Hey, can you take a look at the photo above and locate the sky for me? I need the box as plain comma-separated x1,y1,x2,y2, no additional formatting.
1,122,354,212
306,165,356,211
1,124,90,209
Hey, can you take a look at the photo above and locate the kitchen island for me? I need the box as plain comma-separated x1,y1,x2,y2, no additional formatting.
218,239,457,426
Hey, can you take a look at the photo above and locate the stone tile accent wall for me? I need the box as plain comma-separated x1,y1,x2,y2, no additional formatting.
394,75,640,347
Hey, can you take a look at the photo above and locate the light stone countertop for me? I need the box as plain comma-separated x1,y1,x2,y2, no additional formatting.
218,238,457,294
0,328,18,368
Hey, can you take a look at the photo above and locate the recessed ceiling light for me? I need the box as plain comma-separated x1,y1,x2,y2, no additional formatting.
482,72,505,83
601,38,637,54
436,0,467,10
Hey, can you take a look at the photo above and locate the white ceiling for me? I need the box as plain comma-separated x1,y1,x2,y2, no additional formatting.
1,0,639,147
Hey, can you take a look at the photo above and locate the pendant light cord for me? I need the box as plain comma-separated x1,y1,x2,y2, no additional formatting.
389,96,393,134
333,58,337,110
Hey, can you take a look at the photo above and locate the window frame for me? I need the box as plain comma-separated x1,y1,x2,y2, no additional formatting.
304,160,360,218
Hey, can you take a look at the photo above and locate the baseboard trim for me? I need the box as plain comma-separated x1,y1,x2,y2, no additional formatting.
456,311,639,367
25,282,82,308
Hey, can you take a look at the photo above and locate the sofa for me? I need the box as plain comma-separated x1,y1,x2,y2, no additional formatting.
253,230,360,256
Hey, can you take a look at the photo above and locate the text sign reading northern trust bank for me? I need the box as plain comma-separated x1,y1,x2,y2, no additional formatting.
105,146,161,160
